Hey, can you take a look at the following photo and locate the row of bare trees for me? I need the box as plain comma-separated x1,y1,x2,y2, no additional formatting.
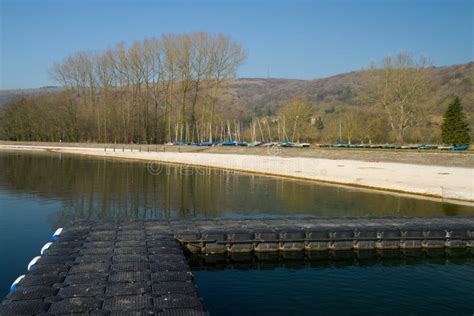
244,52,431,144
1,49,447,144
269,52,433,144
249,98,389,144
46,32,246,143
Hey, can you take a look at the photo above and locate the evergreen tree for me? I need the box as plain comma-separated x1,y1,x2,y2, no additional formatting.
441,96,470,145
316,116,324,130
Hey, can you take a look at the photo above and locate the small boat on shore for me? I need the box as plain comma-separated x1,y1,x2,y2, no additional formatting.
418,145,438,150
449,145,469,151
279,141,296,147
247,141,262,147
258,142,277,147
196,141,213,146
438,145,469,151
221,141,236,146
278,141,310,148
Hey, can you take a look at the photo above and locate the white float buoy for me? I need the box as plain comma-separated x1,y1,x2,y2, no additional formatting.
10,275,25,292
40,242,53,255
27,256,41,271
51,228,63,241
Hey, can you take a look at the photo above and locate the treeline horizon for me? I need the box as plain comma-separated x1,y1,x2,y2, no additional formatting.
0,33,472,144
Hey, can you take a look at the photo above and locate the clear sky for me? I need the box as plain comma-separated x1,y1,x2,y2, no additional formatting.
1,0,472,89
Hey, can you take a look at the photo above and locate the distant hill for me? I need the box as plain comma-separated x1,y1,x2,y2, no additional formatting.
0,86,62,106
221,62,473,118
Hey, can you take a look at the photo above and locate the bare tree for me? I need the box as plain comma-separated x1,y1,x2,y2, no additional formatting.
278,97,314,142
362,52,430,143
207,34,246,141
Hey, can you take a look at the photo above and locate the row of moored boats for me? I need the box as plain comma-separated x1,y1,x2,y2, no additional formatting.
166,140,311,147
318,143,470,150
165,141,469,150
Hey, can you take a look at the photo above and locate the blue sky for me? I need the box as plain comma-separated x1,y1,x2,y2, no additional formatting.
1,0,472,89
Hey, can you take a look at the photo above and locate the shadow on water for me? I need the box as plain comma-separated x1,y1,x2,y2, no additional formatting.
190,249,474,315
187,248,474,270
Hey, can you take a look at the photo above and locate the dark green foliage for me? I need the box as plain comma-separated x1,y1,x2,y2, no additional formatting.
324,106,335,114
441,96,470,145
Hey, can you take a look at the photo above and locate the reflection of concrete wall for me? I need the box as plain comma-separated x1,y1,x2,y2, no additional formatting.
0,151,472,227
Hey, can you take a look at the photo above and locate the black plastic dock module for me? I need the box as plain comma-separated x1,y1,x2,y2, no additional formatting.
1,217,473,315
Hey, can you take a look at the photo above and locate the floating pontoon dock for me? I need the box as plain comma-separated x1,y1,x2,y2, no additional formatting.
1,217,474,315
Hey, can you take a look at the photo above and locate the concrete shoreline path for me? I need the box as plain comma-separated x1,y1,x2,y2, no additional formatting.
1,144,473,203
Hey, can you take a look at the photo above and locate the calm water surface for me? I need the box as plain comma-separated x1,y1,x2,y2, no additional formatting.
192,255,474,315
0,151,473,312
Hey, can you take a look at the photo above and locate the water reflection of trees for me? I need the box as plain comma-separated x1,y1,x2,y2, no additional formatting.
0,152,471,222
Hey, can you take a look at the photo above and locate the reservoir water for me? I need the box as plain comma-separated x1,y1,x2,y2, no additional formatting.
0,151,473,313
